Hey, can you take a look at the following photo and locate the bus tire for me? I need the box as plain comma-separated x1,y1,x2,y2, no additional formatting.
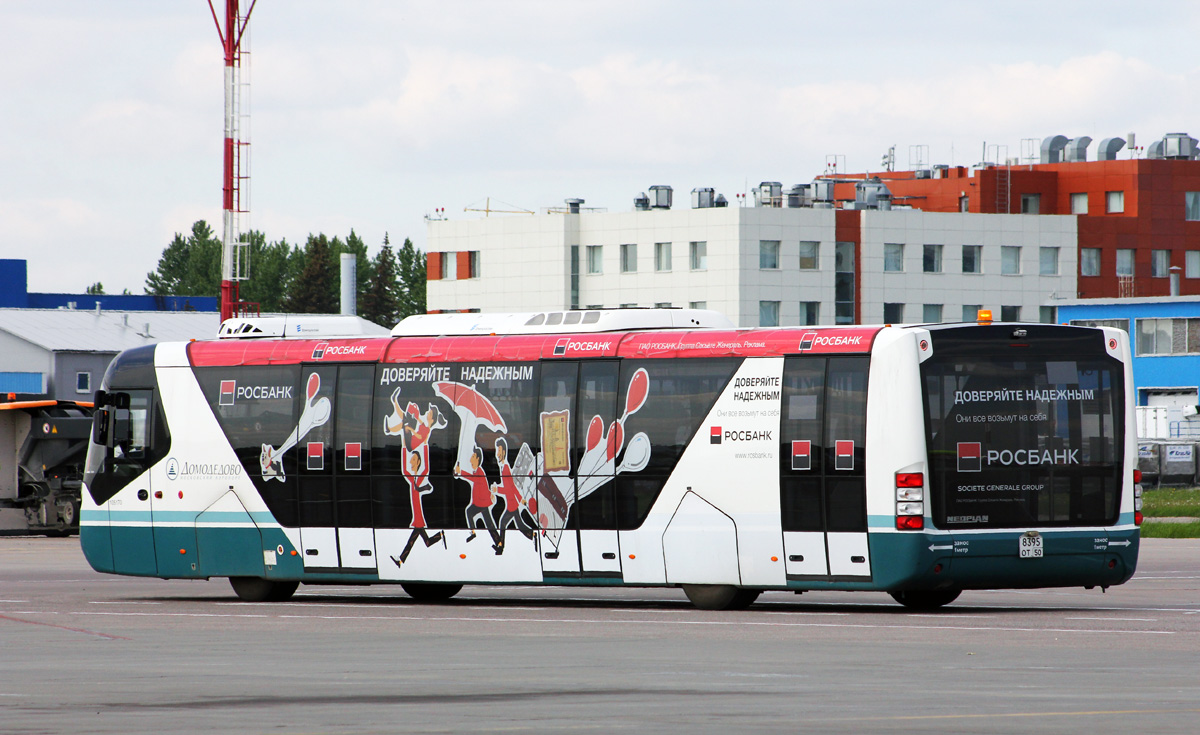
682,585,761,611
889,589,961,610
229,577,299,602
401,582,463,602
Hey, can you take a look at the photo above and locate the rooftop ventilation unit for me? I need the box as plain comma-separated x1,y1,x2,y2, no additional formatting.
1162,133,1198,160
714,194,728,207
691,187,715,209
564,198,585,214
218,315,392,340
1064,136,1092,162
392,308,735,337
786,183,811,208
634,192,650,211
1040,135,1069,164
855,178,892,210
810,179,835,208
753,181,783,207
1146,140,1165,159
648,185,673,209
1097,137,1126,161
913,169,932,179
931,164,949,179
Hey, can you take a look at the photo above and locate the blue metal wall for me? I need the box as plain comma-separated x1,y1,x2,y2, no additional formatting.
1057,299,1200,405
0,259,217,312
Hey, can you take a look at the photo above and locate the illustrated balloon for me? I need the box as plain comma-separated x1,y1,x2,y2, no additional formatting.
607,420,623,460
587,415,604,451
306,372,320,400
624,368,649,416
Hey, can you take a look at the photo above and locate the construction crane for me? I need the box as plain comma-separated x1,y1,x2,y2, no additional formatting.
463,198,535,216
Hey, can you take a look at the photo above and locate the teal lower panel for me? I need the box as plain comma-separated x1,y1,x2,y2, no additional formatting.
856,529,1141,592
196,525,266,578
154,526,203,578
79,524,115,574
110,526,159,577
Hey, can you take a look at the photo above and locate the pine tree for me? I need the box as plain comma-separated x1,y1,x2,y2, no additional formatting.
282,234,338,313
145,220,221,296
361,234,400,327
395,237,426,319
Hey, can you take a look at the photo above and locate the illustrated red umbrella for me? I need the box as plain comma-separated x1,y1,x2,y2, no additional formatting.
433,381,507,434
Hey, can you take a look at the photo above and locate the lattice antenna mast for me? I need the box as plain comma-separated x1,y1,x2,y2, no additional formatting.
209,0,257,321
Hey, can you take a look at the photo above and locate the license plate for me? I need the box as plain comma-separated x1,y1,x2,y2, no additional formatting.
1019,533,1043,558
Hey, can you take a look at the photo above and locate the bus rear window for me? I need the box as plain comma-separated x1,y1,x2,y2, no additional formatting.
921,335,1124,529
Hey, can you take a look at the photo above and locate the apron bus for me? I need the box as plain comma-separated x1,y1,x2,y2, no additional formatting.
80,309,1140,610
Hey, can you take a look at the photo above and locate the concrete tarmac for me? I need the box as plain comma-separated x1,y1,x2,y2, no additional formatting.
1,537,1198,734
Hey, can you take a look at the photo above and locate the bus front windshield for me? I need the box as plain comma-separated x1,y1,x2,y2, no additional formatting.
922,342,1124,529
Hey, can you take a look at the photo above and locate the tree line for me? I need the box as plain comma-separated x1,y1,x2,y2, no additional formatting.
144,220,426,327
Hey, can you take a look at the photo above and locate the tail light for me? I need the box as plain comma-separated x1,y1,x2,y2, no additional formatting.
1134,476,1143,526
895,471,925,530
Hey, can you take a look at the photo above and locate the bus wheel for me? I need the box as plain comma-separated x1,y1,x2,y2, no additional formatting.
229,577,299,602
682,585,761,611
401,582,463,602
889,589,961,610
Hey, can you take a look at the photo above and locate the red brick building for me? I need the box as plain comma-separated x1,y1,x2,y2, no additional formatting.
829,142,1200,300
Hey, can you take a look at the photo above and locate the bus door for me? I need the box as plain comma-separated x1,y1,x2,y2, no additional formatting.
537,360,623,576
780,356,871,579
108,389,159,576
296,364,377,571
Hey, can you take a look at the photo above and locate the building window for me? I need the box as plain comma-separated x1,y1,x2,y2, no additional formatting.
1071,318,1129,332
689,301,706,310
962,245,981,274
1188,251,1200,279
689,241,707,270
1070,192,1089,215
467,251,480,278
1001,246,1021,275
1001,305,1021,322
1039,247,1059,276
1187,192,1200,221
1137,318,1200,355
883,243,904,272
655,242,672,272
1117,249,1135,276
1106,190,1125,214
883,303,904,323
1151,250,1170,278
1081,248,1101,276
958,195,969,212
923,244,943,273
620,303,637,308
759,240,780,269
834,242,855,325
1020,194,1041,215
1039,306,1057,324
962,304,982,322
798,241,819,270
75,372,91,394
570,245,579,309
587,245,602,275
620,243,637,273
759,300,780,327
799,301,819,326
441,252,457,280
655,302,672,308
922,304,943,323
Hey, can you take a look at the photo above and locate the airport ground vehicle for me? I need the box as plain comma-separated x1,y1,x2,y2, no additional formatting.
0,396,93,535
80,310,1140,609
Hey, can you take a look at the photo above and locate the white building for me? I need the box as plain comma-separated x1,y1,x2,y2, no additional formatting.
426,193,1077,328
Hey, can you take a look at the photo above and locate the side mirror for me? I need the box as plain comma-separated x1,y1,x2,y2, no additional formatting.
92,408,110,446
114,392,131,410
93,389,108,408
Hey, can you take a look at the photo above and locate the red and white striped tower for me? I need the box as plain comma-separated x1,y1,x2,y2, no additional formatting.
209,0,256,321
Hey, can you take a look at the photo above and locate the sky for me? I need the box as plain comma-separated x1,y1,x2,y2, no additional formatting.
3,1,1200,296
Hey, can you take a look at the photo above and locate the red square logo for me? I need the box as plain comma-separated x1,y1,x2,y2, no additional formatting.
835,440,854,471
307,441,324,471
345,442,362,471
710,426,722,445
791,440,811,470
219,380,236,406
957,442,982,472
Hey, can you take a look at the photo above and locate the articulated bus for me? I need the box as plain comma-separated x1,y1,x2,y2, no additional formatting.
80,309,1141,610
